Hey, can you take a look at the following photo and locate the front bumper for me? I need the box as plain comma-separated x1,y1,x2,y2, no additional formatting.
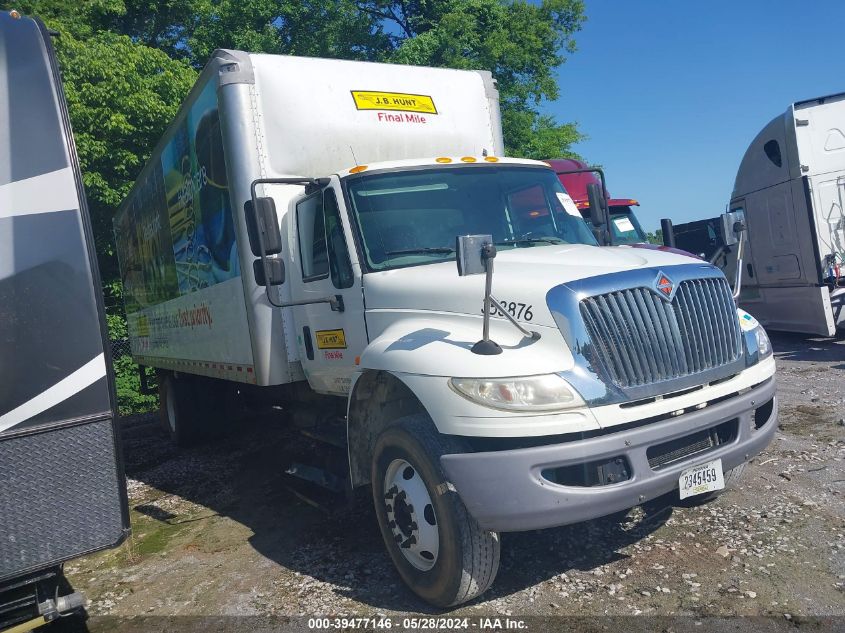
440,377,777,532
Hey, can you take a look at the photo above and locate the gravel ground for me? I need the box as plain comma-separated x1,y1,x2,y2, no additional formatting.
58,332,845,629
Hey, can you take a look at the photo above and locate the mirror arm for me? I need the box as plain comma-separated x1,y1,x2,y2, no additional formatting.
489,295,541,341
265,294,345,312
732,230,745,302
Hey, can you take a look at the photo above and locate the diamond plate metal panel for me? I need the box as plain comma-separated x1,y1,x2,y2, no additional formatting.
0,418,125,581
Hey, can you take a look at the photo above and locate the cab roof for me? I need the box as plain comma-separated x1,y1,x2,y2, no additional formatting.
337,156,549,178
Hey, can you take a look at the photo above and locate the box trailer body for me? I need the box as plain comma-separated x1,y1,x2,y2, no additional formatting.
729,93,845,336
0,11,129,628
115,50,778,607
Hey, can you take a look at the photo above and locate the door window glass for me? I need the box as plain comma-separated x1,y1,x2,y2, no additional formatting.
324,189,354,289
296,194,329,281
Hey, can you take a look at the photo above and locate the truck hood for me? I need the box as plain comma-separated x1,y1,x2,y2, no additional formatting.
363,243,702,329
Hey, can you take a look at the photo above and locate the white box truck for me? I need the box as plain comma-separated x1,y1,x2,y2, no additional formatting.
727,92,845,336
114,50,779,607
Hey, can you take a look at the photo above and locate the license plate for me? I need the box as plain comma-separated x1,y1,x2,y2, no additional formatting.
678,458,725,500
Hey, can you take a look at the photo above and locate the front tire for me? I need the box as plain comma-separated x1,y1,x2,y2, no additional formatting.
371,415,500,608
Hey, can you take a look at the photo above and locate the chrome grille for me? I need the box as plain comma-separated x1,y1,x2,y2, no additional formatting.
580,277,742,388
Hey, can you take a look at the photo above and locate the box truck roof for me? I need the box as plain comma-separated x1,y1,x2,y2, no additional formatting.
245,52,505,178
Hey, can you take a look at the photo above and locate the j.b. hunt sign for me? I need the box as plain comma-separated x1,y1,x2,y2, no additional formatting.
351,90,437,124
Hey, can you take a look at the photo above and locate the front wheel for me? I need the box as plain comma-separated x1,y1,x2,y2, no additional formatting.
371,415,500,608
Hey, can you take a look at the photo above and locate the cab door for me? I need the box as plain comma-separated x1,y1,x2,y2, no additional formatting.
289,181,367,395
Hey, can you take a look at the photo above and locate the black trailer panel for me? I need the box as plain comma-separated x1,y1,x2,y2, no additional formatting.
0,9,128,595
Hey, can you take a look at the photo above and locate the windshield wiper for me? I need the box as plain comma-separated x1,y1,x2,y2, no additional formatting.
496,237,565,247
385,247,455,256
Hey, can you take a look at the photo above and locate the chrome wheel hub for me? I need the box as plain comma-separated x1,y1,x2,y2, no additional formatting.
383,458,439,571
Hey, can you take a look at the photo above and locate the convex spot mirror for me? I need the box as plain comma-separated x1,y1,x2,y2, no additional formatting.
456,234,493,276
245,197,282,256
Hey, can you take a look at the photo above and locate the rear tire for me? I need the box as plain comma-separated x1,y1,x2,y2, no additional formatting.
679,462,746,506
157,373,202,447
371,415,500,608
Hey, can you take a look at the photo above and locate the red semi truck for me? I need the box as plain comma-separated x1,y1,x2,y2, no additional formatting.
547,158,649,245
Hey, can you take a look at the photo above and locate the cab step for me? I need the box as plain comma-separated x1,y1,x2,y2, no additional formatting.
285,462,345,493
299,426,347,449
282,463,352,515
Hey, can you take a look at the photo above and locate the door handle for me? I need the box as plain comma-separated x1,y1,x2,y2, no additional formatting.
303,326,314,360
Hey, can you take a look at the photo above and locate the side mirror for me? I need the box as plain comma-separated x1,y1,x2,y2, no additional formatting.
719,210,745,246
253,258,286,286
456,234,493,276
660,218,676,248
245,197,282,256
586,183,607,227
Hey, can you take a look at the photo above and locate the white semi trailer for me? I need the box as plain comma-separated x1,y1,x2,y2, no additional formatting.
729,92,845,335
114,50,779,607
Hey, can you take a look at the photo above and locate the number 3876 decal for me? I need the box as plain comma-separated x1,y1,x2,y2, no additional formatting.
481,300,534,321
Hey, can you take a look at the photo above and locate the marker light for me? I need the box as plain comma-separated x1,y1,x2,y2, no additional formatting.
460,156,477,163
449,374,584,412
484,156,499,162
349,165,368,173
435,157,452,163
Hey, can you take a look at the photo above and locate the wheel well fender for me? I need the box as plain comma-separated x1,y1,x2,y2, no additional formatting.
346,370,430,487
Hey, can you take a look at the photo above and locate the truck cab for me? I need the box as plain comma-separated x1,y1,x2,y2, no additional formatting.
253,154,778,607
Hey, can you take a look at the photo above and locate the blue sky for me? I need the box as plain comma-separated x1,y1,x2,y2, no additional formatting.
544,1,845,231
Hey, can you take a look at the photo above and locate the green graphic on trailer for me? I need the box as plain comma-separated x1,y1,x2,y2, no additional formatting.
162,81,238,295
114,150,178,312
116,80,239,315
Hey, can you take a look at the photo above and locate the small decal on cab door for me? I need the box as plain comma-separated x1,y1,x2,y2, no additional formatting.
315,329,347,349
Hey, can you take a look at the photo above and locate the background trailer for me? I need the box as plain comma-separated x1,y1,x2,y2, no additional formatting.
0,10,129,630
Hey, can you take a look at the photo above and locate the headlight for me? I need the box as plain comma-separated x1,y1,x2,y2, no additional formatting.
448,374,584,412
755,326,772,358
738,308,772,365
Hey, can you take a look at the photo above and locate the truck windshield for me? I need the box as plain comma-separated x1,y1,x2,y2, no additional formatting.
345,166,598,271
608,206,648,245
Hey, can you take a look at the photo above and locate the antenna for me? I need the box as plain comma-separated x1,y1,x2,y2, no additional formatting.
349,146,359,167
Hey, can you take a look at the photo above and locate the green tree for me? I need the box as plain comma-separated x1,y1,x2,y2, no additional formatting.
383,0,586,158
646,228,664,245
44,0,586,159
57,30,197,284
